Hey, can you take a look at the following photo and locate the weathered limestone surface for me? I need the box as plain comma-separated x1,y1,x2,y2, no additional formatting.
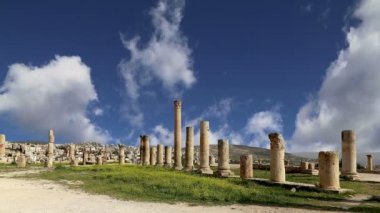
96,155,103,165
268,133,286,183
173,100,182,170
156,144,164,166
217,139,234,177
184,126,194,171
70,158,78,167
69,144,76,160
139,136,144,165
164,146,172,167
198,121,213,174
119,145,125,165
150,147,157,166
341,130,359,180
319,151,340,190
367,154,373,171
141,135,150,166
240,154,253,179
209,155,217,166
300,161,309,171
0,134,6,158
83,150,89,165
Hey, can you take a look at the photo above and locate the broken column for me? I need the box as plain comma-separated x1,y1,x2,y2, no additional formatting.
341,130,359,180
119,145,125,165
83,149,88,165
240,154,253,179
217,139,234,177
184,126,194,171
96,155,103,165
150,147,157,166
198,121,213,174
164,146,172,167
268,132,286,183
69,144,75,160
0,134,6,159
319,151,340,190
173,100,183,170
141,135,150,166
367,154,373,172
157,144,164,166
300,161,309,171
17,154,26,168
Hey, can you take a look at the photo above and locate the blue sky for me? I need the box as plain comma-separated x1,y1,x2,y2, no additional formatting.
0,0,379,152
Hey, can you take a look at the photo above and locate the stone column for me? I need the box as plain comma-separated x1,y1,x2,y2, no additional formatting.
83,149,88,165
319,151,340,190
164,146,172,167
150,147,157,166
156,144,164,166
173,100,182,170
367,154,373,171
209,155,216,166
308,162,315,170
268,133,286,183
341,130,359,180
300,161,309,171
69,144,76,160
0,134,6,158
45,158,53,168
141,135,150,166
184,126,194,171
70,158,78,167
139,136,144,165
17,154,26,168
96,155,103,165
199,121,213,174
240,154,253,179
119,145,125,165
47,130,54,159
217,139,233,177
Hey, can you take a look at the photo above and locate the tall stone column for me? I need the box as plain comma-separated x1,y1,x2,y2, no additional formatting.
198,121,213,174
367,154,373,171
139,136,144,165
69,144,76,160
240,154,253,179
0,134,6,158
173,100,182,170
268,133,286,183
217,139,233,177
341,130,359,180
184,126,194,171
83,150,88,165
164,146,172,167
319,151,340,190
119,145,125,165
141,135,150,166
150,147,157,166
157,144,164,166
47,130,54,159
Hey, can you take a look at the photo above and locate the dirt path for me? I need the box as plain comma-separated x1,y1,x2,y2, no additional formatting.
0,170,343,213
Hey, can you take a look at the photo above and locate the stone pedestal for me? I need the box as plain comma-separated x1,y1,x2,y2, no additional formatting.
341,130,359,180
367,154,373,171
173,100,182,170
268,133,286,183
217,139,234,177
0,134,6,159
157,144,164,166
319,151,340,190
150,147,157,166
141,135,150,166
240,154,253,179
164,146,172,167
119,145,125,165
184,126,194,171
198,121,213,174
17,155,26,168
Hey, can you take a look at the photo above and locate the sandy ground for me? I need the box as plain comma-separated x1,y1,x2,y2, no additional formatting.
0,170,347,213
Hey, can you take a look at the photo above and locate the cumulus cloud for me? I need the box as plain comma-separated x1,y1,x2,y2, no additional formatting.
93,108,104,116
291,0,380,152
244,111,283,148
119,0,196,127
0,56,111,143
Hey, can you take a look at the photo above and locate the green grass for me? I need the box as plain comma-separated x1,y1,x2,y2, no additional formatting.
26,164,380,212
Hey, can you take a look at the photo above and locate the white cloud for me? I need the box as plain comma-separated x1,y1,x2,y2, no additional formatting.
119,0,196,127
0,56,111,143
93,108,104,116
291,0,380,152
244,111,283,148
149,124,174,146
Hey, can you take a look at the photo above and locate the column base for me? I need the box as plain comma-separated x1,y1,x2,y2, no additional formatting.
217,170,234,177
156,163,164,167
198,167,214,175
183,166,195,172
340,173,360,181
164,164,172,168
174,166,183,170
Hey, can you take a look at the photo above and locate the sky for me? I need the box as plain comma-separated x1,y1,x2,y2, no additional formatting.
0,0,379,152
